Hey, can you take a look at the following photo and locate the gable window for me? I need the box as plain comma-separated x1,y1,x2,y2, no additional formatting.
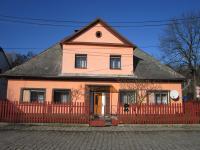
148,91,169,104
110,55,121,69
53,89,71,103
21,89,45,103
119,90,136,104
96,31,102,38
75,54,87,68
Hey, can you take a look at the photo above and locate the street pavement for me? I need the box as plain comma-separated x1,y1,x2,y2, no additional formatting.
0,128,200,150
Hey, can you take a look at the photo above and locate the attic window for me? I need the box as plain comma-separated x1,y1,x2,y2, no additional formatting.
96,31,102,38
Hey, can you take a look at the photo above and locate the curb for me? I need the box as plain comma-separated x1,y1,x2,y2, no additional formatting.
1,123,200,132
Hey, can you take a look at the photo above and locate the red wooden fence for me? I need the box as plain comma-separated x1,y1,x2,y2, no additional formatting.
1,101,200,124
0,101,89,124
117,102,200,124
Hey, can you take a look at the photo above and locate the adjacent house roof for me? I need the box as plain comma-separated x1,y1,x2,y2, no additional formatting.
2,43,184,81
2,18,184,81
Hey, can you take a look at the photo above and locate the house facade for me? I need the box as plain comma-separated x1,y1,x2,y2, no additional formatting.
0,47,11,100
4,19,184,116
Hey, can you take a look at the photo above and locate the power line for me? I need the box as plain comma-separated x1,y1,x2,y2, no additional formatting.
0,14,200,24
2,47,43,50
3,46,160,52
3,48,158,58
62,51,133,57
82,63,133,73
1,15,200,28
0,14,86,24
0,18,70,27
5,49,134,57
3,46,159,49
0,18,171,28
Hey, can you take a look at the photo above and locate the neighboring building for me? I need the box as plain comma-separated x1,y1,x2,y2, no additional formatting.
3,19,184,117
0,47,11,99
0,47,10,73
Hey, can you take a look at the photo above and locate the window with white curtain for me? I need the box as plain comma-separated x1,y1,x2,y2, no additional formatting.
75,54,87,68
110,55,121,69
21,89,45,103
148,91,169,104
53,89,71,103
119,90,136,104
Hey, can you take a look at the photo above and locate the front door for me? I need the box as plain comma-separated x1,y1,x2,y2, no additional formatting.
94,93,102,116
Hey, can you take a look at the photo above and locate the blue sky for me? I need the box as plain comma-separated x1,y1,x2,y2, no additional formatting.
0,0,200,58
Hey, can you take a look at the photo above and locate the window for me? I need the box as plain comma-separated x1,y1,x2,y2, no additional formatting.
96,31,102,38
53,89,71,103
119,90,136,104
110,55,121,69
21,89,45,103
75,54,87,68
148,91,169,104
0,69,2,74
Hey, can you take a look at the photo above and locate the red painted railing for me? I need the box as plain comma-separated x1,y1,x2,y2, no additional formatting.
0,101,89,124
1,101,200,124
117,102,200,124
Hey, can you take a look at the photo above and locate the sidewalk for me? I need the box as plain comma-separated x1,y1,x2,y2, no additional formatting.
1,123,200,132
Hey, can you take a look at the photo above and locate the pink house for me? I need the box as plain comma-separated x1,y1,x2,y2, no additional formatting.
3,19,184,119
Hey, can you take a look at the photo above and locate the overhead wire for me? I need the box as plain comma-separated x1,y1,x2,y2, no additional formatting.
0,14,199,28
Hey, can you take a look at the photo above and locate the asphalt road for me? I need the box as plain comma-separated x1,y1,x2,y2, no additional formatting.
0,129,200,150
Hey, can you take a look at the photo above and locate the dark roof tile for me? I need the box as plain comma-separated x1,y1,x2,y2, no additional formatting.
4,43,62,77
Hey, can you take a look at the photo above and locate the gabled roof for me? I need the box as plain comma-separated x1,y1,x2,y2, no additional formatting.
133,48,185,80
2,43,184,81
2,18,184,81
61,18,136,48
3,43,62,77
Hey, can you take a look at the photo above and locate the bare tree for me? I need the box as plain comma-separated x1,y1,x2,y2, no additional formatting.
6,51,35,68
160,12,200,99
119,79,161,105
71,85,85,102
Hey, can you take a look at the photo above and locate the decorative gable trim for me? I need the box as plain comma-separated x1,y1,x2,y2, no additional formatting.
64,42,133,47
60,18,136,48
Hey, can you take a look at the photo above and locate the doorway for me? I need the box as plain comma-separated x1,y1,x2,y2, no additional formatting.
86,85,111,117
94,93,102,116
93,92,107,116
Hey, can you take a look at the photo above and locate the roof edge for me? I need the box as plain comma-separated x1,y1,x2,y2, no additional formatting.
2,74,185,82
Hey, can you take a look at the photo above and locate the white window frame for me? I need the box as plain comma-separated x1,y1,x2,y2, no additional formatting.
75,54,87,69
